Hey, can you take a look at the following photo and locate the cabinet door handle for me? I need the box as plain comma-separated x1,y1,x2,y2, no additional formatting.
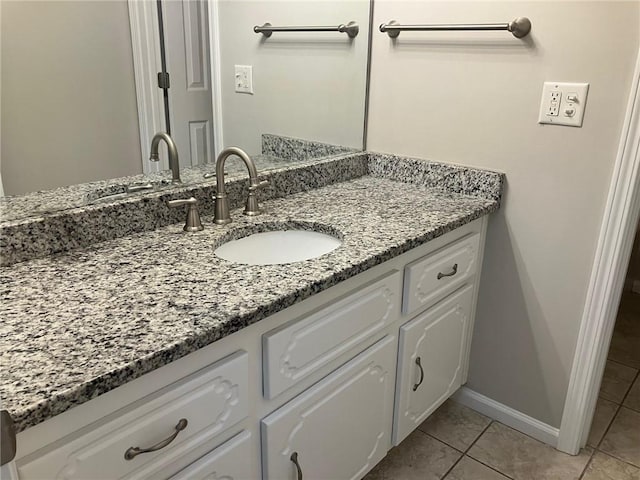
437,263,458,280
290,451,303,480
412,357,424,391
124,418,188,460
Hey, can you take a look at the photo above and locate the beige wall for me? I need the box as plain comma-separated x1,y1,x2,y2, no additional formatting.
1,0,142,196
218,0,370,155
367,1,639,427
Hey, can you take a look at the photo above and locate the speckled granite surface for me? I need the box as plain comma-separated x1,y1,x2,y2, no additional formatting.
262,134,358,160
0,153,368,266
0,153,504,433
368,152,504,203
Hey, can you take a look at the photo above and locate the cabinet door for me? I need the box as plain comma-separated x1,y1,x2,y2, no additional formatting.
169,431,256,480
393,285,473,445
261,336,396,480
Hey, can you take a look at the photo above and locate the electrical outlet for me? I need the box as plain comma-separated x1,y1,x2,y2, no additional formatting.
234,65,253,94
538,82,589,127
546,91,561,116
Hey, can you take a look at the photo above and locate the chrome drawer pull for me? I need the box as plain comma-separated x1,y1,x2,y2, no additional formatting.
437,263,458,280
290,452,303,480
124,418,188,460
412,357,424,391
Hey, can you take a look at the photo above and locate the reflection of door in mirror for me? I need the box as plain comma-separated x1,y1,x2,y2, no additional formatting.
0,0,215,196
162,0,215,170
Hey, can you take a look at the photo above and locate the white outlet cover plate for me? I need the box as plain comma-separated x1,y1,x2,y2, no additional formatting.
538,82,589,127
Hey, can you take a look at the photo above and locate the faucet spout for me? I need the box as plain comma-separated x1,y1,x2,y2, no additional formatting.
149,132,181,184
213,147,267,225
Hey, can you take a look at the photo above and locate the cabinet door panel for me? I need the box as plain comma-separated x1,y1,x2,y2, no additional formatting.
394,286,473,445
261,336,396,480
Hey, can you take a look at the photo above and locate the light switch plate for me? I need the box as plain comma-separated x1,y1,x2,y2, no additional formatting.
234,65,253,94
538,82,589,127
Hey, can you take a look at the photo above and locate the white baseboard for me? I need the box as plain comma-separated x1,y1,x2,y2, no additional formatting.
453,386,560,448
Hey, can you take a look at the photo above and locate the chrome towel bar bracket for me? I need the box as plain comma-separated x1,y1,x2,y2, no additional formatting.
254,21,359,38
379,17,531,39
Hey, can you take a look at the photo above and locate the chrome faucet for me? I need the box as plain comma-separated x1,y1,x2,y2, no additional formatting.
149,132,181,184
213,147,268,225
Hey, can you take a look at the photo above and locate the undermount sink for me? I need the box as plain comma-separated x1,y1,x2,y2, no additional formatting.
214,228,341,265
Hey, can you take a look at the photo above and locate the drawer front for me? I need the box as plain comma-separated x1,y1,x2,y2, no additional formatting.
393,285,474,445
261,335,396,480
169,431,256,480
19,351,249,480
403,233,480,316
263,270,401,399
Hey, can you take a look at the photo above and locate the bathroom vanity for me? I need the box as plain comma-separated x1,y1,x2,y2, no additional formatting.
0,151,503,479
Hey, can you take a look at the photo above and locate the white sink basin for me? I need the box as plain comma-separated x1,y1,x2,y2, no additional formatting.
214,229,341,265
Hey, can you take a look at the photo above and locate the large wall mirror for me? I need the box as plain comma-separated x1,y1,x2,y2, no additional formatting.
0,0,371,201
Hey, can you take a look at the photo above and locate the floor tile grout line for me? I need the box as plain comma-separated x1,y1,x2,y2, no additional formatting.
422,430,465,454
460,454,516,480
597,392,622,407
460,420,516,480
413,429,465,480
593,447,640,471
606,357,640,372
439,452,465,479
621,403,640,414
483,418,565,452
438,419,516,480
425,418,516,480
464,419,494,454
420,417,491,456
593,398,623,449
577,448,597,480
619,367,640,408
467,419,596,479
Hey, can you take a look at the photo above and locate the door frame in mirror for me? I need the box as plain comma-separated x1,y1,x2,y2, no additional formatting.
127,0,224,173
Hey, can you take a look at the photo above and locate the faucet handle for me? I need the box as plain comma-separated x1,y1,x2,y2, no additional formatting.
167,197,204,232
245,179,269,216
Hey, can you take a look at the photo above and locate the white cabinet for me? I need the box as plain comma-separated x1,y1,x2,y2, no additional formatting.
169,431,256,480
261,336,396,480
10,219,488,480
393,285,474,445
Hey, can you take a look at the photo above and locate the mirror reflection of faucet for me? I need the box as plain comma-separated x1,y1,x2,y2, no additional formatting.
149,132,181,184
213,147,269,225
203,170,229,179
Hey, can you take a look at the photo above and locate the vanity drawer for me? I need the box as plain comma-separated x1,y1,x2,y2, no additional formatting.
18,351,249,480
169,430,256,480
403,233,480,316
263,270,402,399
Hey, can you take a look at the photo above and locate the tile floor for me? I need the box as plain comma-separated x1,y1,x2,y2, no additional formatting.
364,291,640,480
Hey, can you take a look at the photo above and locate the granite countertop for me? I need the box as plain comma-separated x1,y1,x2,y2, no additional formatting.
0,158,503,434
